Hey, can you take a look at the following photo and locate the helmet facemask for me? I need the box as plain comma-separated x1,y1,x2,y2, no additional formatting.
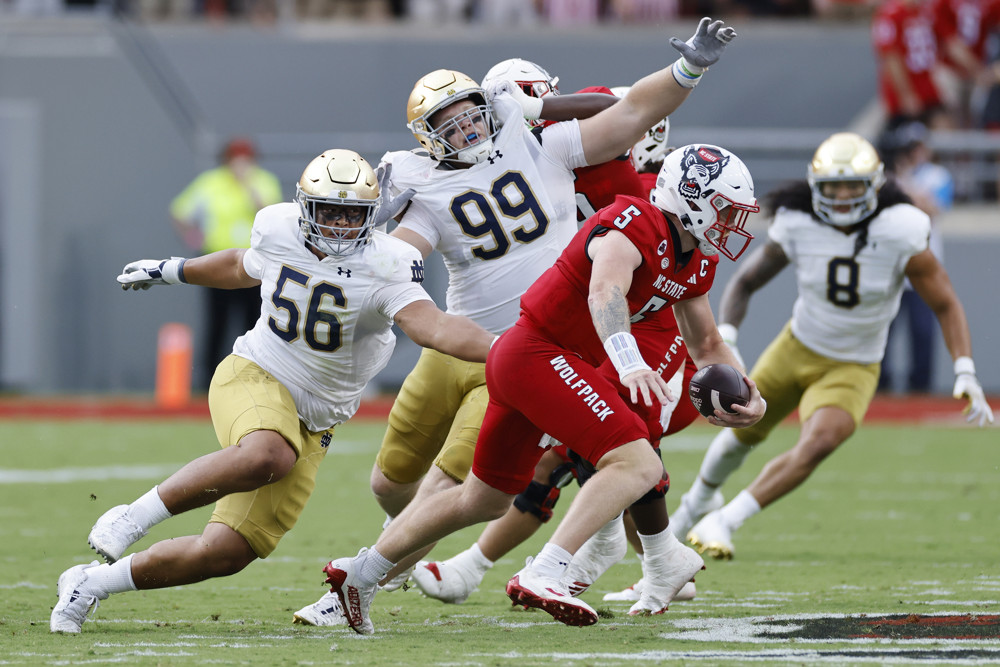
296,149,380,258
407,70,500,166
651,145,759,261
807,132,885,227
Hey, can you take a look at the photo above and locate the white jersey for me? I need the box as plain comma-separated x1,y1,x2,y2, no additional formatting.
232,202,432,430
384,93,588,334
769,203,930,364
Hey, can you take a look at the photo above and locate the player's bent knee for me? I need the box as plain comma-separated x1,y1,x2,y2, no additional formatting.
511,462,575,522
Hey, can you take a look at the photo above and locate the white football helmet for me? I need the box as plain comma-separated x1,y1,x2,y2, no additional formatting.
296,149,379,257
481,58,559,127
407,69,500,165
807,132,885,227
611,86,671,173
650,145,759,261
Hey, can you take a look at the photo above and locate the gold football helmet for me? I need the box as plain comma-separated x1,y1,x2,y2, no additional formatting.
807,132,885,226
407,69,499,165
296,149,379,257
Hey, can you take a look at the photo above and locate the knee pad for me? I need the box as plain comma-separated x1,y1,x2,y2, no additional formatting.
631,469,670,506
512,462,576,523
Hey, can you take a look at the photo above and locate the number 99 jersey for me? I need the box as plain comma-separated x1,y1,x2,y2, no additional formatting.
769,202,930,364
383,93,588,335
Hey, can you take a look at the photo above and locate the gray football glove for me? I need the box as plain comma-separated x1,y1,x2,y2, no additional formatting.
669,17,737,69
372,163,415,228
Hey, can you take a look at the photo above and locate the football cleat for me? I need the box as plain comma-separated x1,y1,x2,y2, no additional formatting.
506,560,598,627
323,549,378,635
292,591,348,627
562,516,628,597
88,504,147,564
604,579,696,602
379,563,415,593
669,490,724,542
628,545,704,615
411,559,482,604
687,510,735,560
50,561,107,633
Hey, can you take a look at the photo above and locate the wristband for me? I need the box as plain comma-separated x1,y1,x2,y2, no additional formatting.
671,57,704,89
159,257,188,284
603,331,651,381
954,356,976,376
717,323,738,345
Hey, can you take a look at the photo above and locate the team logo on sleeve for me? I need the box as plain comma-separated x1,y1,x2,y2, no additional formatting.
410,260,425,283
677,146,730,199
657,240,668,256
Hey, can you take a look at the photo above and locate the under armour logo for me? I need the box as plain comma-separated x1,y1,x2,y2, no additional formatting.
337,267,352,278
487,149,504,165
411,260,425,283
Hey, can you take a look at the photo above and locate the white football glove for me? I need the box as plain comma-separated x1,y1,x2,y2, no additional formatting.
482,78,543,122
372,163,415,228
717,323,746,373
117,258,186,290
669,17,737,70
952,357,994,427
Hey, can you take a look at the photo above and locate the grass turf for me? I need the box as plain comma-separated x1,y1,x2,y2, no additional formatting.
1,418,997,665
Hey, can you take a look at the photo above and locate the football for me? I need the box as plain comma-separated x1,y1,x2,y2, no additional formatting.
688,363,750,418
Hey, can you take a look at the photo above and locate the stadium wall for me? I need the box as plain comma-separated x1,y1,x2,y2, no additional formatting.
0,16,996,397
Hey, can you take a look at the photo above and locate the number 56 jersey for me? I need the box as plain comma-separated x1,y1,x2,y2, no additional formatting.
232,202,431,431
769,202,930,364
383,94,588,335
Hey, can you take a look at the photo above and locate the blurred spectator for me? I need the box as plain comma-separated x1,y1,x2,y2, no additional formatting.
931,0,999,127
872,0,951,130
542,0,599,25
878,121,952,393
474,0,538,23
170,137,282,389
605,0,679,21
410,0,468,21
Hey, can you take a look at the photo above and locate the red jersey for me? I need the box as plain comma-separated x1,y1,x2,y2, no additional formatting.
519,195,719,367
872,0,942,115
933,0,1000,64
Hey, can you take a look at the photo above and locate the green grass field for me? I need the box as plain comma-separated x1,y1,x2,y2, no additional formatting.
1,417,998,665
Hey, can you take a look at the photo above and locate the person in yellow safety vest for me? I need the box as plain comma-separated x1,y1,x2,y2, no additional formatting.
170,136,283,389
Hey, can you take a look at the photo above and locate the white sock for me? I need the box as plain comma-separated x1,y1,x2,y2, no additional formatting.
698,429,753,487
85,554,137,596
128,486,172,530
459,543,495,574
719,490,761,530
593,513,624,542
637,526,679,560
531,543,572,579
361,547,395,586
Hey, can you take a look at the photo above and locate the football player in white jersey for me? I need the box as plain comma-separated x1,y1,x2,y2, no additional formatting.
670,132,994,561
49,150,496,634
293,18,739,628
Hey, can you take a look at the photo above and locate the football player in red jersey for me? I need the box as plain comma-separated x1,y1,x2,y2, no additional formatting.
324,142,766,631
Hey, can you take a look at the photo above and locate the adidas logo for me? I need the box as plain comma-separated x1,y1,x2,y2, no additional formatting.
687,275,698,285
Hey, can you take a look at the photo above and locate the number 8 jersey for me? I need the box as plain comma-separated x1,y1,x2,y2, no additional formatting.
769,202,930,364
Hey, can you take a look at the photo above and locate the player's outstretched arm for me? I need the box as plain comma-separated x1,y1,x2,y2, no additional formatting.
907,249,994,426
394,300,495,363
578,17,736,166
117,248,259,291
